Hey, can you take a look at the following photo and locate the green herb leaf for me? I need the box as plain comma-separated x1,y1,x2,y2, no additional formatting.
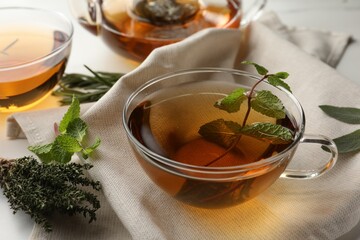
55,135,82,153
319,105,360,124
198,119,241,148
241,61,268,75
53,67,124,105
66,118,88,142
84,65,113,87
214,88,247,113
51,140,74,164
240,122,293,144
82,138,101,159
251,90,286,119
268,75,292,93
333,129,360,153
28,143,54,164
59,97,80,133
275,72,289,79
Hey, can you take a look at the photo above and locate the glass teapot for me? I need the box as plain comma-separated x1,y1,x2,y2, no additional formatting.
69,0,266,61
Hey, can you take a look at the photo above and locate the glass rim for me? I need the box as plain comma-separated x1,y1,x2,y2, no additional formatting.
0,7,74,71
122,67,305,174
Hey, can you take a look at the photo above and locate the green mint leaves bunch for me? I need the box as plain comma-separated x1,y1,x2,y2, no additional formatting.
199,61,294,149
28,97,101,164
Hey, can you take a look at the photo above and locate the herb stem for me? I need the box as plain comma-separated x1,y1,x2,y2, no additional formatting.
242,75,268,127
204,137,240,166
205,75,268,167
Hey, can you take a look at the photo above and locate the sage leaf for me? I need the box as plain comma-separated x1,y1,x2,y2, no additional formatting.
241,61,268,75
240,122,293,144
333,129,360,153
198,119,241,148
319,105,360,124
214,88,247,113
59,97,80,133
268,75,292,93
251,90,286,119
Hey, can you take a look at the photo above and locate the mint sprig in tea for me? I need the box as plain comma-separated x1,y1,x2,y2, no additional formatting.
126,63,297,208
198,61,293,153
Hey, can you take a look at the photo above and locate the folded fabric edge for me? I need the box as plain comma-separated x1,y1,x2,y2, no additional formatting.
258,10,352,67
6,116,26,139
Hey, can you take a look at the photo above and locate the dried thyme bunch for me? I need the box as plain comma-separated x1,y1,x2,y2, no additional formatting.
0,157,100,232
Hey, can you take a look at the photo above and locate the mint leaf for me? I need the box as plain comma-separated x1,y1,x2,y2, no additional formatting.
59,97,80,134
67,118,88,141
51,140,73,164
251,90,286,119
275,72,289,79
240,122,293,144
333,129,360,153
241,61,268,75
82,138,101,159
267,75,292,93
214,88,247,113
55,135,83,153
29,139,75,164
28,143,54,164
198,119,241,148
319,105,360,124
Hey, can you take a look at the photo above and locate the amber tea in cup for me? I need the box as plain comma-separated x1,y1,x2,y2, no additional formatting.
69,0,266,60
0,7,73,112
123,68,338,208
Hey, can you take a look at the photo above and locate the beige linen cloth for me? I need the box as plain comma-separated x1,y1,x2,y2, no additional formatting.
6,11,359,240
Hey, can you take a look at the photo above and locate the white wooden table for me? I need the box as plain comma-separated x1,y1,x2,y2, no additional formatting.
0,0,359,239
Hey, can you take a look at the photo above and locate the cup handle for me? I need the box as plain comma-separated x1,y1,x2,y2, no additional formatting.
241,0,267,27
68,0,102,34
281,134,338,179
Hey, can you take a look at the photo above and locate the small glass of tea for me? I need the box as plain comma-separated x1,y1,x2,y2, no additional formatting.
122,68,338,209
0,7,73,112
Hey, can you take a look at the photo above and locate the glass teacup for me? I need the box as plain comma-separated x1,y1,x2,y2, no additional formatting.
0,7,73,112
122,68,338,208
68,0,266,61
